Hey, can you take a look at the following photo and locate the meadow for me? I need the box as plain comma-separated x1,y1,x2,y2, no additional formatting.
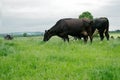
0,33,120,80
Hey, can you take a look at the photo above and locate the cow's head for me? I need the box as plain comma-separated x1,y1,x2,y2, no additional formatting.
43,30,52,41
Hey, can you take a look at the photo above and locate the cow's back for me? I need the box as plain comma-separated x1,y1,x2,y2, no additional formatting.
64,19,83,31
63,19,92,32
49,18,85,33
93,17,109,29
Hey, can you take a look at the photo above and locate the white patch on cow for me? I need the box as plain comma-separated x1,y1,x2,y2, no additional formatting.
81,31,88,36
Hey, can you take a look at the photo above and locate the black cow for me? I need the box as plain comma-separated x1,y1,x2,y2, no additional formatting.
92,17,109,41
4,34,13,40
43,18,93,43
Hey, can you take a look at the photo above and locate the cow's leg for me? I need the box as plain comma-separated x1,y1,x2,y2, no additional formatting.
89,35,93,43
105,30,109,40
88,33,93,43
83,36,88,43
58,34,65,41
66,35,69,42
99,30,104,41
59,33,69,42
81,31,88,43
62,38,66,42
59,36,66,42
86,27,93,43
62,36,69,42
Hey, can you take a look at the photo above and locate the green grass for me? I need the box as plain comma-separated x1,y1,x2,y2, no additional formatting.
0,35,120,80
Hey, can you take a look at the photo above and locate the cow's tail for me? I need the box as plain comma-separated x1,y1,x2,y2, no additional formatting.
105,18,110,40
106,18,109,32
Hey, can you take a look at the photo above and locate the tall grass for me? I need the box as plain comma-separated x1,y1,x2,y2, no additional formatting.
0,36,120,80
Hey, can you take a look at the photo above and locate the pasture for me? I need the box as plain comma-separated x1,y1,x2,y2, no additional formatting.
0,33,120,80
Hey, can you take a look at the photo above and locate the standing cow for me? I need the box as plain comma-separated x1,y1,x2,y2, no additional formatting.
92,17,109,41
43,18,93,43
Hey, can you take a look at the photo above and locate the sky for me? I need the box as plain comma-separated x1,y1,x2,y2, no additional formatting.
0,0,120,33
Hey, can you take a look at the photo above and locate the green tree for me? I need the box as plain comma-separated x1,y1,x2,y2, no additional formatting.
23,33,27,37
79,11,93,20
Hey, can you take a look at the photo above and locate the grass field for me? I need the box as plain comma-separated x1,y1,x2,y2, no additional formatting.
0,34,120,80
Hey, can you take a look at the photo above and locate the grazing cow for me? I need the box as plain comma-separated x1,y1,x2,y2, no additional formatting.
4,34,13,40
92,17,109,41
43,18,93,43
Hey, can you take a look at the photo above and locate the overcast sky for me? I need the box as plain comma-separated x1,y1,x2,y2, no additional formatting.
0,0,120,33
